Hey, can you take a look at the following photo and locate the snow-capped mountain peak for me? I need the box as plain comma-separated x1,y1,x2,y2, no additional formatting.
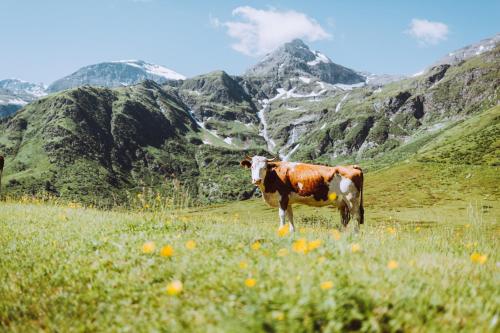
0,79,47,98
47,60,186,92
244,39,365,85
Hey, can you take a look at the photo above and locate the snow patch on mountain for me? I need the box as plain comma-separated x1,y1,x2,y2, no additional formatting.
113,60,185,80
257,100,277,152
269,87,328,101
0,98,28,105
299,76,312,84
335,93,350,113
333,82,365,91
307,51,332,66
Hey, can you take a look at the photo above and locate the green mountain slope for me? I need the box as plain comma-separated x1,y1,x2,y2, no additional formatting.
417,106,499,166
287,46,499,163
0,81,262,204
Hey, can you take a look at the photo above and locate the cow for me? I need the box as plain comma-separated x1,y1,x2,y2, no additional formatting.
240,155,364,233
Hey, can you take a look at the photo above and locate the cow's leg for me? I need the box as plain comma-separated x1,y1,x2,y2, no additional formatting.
339,201,350,229
353,194,364,232
278,194,289,229
286,205,295,233
346,196,361,233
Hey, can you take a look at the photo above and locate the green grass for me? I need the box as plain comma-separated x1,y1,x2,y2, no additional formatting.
1,160,499,332
418,105,500,166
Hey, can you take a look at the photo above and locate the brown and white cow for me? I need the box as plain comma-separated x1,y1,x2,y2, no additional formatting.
240,156,364,232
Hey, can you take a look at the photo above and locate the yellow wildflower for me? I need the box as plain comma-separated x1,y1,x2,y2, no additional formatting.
251,242,261,251
245,278,257,288
307,239,322,251
166,280,183,295
185,240,196,250
160,245,174,257
292,238,308,254
317,256,327,263
386,227,396,235
277,225,289,237
351,243,361,253
415,227,421,232
470,252,487,264
387,260,399,270
239,260,248,269
142,241,155,254
328,192,337,201
331,229,341,241
320,281,334,290
277,248,288,257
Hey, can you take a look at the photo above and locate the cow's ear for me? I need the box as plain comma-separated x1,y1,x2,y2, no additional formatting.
240,160,251,168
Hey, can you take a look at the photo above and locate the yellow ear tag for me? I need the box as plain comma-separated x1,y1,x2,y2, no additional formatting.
328,192,337,201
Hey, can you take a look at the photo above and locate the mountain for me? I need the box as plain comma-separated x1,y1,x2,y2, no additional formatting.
431,33,500,68
47,60,185,93
0,79,47,118
0,35,498,203
0,80,263,204
0,79,47,97
242,39,366,98
173,70,264,148
260,43,499,161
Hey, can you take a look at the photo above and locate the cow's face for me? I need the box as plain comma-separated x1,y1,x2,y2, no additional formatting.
240,155,273,185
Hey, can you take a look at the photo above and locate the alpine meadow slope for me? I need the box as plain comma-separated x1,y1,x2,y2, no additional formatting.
0,16,499,333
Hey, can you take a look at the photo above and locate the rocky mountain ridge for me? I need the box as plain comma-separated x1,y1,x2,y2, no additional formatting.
0,35,498,203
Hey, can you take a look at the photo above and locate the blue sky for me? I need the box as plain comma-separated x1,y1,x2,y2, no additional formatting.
1,0,498,84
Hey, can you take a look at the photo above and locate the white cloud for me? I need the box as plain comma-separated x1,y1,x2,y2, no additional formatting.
214,6,331,56
407,18,449,46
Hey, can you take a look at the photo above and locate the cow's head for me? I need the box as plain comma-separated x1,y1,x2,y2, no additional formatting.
240,155,276,185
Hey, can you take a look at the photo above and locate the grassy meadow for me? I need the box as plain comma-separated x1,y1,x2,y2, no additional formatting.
1,161,499,332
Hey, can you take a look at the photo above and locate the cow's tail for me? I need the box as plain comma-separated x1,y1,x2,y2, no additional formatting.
352,165,364,225
0,156,3,199
359,184,364,224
